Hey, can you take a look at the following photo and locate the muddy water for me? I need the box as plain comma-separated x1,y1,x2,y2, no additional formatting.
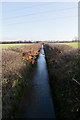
15,45,55,118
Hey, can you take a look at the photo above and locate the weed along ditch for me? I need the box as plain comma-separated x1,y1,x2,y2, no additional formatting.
2,43,42,118
15,44,55,119
44,43,80,120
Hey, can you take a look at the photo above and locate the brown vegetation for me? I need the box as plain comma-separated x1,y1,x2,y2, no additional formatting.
2,43,42,118
44,43,80,120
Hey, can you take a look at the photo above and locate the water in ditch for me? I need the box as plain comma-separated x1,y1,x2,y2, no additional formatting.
15,45,55,118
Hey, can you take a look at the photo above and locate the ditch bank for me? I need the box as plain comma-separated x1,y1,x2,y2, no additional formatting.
44,43,80,120
2,43,41,119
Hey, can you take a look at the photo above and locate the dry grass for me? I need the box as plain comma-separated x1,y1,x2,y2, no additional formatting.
44,43,80,120
2,43,42,118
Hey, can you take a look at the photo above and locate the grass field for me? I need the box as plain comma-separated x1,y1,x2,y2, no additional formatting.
55,42,80,48
1,42,80,49
1,43,33,49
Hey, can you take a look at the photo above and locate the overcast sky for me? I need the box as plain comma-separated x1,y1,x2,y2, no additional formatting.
1,2,78,41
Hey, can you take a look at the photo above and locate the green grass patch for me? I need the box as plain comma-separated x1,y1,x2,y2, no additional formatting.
1,43,32,49
55,42,80,48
